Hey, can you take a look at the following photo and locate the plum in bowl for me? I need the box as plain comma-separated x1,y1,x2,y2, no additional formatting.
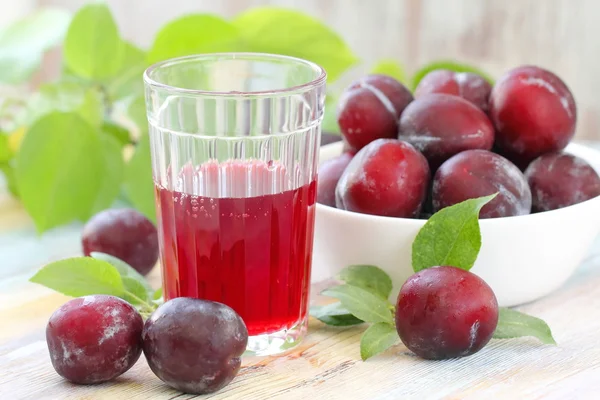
311,141,600,307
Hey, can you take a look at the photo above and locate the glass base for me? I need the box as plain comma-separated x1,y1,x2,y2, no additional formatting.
244,317,308,356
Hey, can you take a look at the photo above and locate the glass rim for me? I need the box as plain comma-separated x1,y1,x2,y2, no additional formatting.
143,52,327,98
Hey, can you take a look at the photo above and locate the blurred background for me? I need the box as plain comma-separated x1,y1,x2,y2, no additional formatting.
8,0,595,140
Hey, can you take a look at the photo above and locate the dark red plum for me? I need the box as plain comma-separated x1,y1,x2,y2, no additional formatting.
46,295,143,384
338,74,413,151
414,70,492,113
317,152,353,207
335,139,430,218
142,298,248,395
489,65,577,168
82,208,159,275
525,152,600,212
398,94,494,169
395,266,499,360
433,150,531,218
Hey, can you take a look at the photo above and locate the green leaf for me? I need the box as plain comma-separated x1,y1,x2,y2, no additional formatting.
122,277,151,305
21,82,103,128
0,8,71,84
148,15,241,63
412,194,497,272
232,7,358,82
64,3,125,80
322,94,340,134
360,322,400,361
371,59,407,84
152,287,163,301
123,134,156,222
0,163,19,197
338,265,393,299
15,112,103,232
90,251,152,294
493,308,556,345
322,284,393,324
411,60,494,91
107,41,147,101
30,257,124,297
91,134,124,213
102,121,131,146
126,96,147,133
0,134,10,163
310,302,364,326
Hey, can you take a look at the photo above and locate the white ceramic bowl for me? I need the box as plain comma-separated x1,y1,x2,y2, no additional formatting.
312,142,600,307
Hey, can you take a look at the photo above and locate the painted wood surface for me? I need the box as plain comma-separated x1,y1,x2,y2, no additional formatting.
1,144,600,399
35,0,600,141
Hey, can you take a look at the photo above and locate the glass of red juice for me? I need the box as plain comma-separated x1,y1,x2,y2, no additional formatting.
143,53,326,355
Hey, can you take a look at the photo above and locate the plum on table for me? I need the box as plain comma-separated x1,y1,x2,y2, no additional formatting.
82,208,159,276
46,295,143,384
142,298,248,395
395,266,499,360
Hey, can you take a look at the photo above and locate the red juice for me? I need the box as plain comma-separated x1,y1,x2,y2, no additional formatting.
155,161,317,336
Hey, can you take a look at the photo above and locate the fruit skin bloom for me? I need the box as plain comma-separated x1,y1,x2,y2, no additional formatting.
395,266,499,360
46,295,144,384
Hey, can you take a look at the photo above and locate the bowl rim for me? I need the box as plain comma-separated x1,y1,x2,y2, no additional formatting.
317,141,600,226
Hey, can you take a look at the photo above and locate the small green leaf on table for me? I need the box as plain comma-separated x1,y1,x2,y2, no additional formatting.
0,163,19,198
310,302,364,326
30,257,124,297
0,8,71,84
148,15,241,63
15,112,104,232
411,60,494,91
232,7,359,82
412,194,497,272
64,3,125,80
338,265,393,299
91,134,124,213
126,96,148,134
322,284,394,325
493,308,556,345
123,134,156,222
152,287,163,301
360,322,400,361
370,59,407,84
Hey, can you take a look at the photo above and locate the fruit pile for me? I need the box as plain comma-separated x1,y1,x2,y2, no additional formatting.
318,66,600,218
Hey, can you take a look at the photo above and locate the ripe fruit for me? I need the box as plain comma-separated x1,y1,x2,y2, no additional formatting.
398,94,495,169
336,139,430,218
46,295,143,384
142,298,248,395
525,152,600,212
395,266,499,360
317,152,353,207
338,74,413,152
489,65,577,168
433,150,531,218
82,208,159,275
414,70,492,112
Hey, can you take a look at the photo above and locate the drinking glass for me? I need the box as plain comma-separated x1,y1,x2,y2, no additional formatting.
144,53,326,355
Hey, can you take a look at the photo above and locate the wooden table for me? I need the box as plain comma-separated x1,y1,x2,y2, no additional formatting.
2,144,600,399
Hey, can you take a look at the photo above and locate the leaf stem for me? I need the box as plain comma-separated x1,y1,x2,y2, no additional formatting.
124,290,156,314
